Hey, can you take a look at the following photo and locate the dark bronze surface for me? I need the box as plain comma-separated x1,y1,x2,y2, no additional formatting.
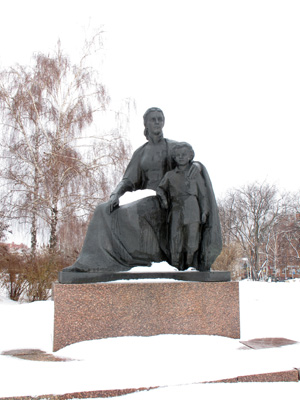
59,270,231,284
61,108,222,279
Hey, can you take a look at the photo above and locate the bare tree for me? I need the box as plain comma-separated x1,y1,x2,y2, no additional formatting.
218,182,283,279
267,192,300,277
212,241,244,280
0,37,131,255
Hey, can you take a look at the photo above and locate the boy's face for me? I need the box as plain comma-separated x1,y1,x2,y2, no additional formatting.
173,148,191,166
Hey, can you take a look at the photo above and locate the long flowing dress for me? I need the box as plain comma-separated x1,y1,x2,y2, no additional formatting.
64,138,222,272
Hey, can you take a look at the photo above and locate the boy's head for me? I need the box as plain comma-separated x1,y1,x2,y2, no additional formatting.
171,142,195,166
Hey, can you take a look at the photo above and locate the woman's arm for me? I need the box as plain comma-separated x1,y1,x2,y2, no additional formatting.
108,144,146,213
109,179,134,213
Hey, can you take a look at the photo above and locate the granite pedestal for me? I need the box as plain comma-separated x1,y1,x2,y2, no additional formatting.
53,276,240,351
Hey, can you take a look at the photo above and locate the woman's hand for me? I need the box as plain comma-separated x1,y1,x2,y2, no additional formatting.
188,162,201,178
109,193,120,213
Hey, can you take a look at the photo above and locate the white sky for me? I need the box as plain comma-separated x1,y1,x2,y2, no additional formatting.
1,0,300,198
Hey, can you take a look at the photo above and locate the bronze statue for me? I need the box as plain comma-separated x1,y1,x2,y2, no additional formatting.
62,107,222,274
157,142,209,270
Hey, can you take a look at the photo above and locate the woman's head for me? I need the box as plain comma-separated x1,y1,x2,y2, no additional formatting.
143,107,165,140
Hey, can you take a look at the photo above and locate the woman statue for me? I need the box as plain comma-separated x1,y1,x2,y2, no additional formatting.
62,107,222,274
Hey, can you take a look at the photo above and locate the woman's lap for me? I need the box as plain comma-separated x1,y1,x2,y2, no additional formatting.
71,196,167,272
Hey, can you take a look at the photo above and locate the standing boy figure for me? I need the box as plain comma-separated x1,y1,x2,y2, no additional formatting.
156,142,209,270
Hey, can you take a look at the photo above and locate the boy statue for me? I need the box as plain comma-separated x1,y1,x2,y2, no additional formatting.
156,142,209,270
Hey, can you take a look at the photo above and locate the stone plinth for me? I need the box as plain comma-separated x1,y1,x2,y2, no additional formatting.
53,281,240,352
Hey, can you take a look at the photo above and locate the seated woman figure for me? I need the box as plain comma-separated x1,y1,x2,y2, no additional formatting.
63,107,222,273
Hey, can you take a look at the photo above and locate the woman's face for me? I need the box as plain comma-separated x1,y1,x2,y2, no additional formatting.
145,111,165,138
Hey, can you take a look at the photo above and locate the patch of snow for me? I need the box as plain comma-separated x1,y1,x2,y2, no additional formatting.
119,190,156,206
0,280,300,398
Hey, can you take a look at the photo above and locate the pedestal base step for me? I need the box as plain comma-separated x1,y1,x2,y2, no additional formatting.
58,270,231,284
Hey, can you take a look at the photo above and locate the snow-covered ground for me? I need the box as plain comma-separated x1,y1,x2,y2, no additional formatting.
0,279,300,399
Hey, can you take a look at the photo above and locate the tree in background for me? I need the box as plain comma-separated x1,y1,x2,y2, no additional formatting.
212,241,244,280
0,35,131,256
217,183,300,280
217,182,284,279
267,191,300,277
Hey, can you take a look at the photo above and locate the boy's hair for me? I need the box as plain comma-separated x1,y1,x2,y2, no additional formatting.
171,142,195,162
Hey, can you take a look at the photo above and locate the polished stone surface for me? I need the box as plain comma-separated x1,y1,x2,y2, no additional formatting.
53,281,240,351
210,369,299,383
240,337,298,349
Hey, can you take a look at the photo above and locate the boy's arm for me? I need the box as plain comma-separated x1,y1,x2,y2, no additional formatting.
195,172,210,223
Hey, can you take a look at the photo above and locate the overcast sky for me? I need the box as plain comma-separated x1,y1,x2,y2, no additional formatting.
1,0,300,198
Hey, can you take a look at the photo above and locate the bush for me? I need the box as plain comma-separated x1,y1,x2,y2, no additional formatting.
24,252,66,302
0,244,27,301
0,245,73,302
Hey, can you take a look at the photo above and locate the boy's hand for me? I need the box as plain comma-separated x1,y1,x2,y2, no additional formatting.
158,195,168,209
162,199,168,209
201,212,208,224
